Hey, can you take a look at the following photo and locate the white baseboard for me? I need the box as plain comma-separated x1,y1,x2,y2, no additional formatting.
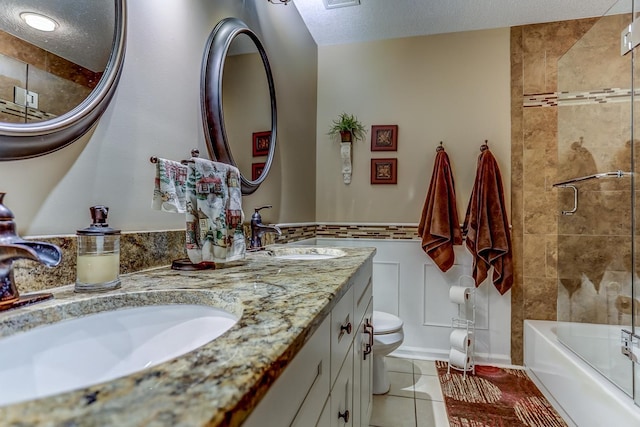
392,345,512,367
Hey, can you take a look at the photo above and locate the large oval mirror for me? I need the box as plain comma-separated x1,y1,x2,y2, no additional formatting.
0,0,126,160
202,17,276,195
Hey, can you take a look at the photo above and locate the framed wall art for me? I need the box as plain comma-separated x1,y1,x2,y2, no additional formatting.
252,131,271,156
371,158,397,184
370,125,398,151
252,162,265,181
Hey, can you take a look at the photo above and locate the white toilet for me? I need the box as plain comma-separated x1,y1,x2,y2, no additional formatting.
372,310,404,394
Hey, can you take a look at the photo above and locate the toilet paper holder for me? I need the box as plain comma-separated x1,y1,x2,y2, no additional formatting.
448,277,476,378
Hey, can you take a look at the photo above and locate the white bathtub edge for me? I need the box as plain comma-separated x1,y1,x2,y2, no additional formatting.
524,319,640,427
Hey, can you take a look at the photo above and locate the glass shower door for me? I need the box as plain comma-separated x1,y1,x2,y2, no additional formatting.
556,0,635,397
633,0,640,408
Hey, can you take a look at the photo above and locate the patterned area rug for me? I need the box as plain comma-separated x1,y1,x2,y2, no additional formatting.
435,361,568,427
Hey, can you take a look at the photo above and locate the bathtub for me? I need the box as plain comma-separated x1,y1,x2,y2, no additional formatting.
524,320,640,427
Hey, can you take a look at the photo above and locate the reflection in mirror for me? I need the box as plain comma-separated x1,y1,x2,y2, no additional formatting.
202,17,277,195
222,34,271,184
0,0,126,160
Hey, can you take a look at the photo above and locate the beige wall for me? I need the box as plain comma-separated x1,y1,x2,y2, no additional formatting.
315,29,511,224
0,0,317,236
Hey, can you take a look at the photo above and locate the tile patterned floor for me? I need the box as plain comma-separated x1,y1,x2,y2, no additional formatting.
369,357,450,427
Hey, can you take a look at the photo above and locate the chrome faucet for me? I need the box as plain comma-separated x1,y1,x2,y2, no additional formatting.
249,205,282,250
0,193,62,310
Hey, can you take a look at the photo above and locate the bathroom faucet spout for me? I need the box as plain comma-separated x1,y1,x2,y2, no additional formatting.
0,193,61,310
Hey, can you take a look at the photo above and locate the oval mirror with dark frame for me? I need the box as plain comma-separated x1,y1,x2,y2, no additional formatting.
0,0,126,160
202,17,277,195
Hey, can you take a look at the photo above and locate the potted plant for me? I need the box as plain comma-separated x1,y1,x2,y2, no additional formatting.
328,113,367,143
327,113,366,185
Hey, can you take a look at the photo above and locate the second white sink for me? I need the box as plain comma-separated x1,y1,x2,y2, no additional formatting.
265,246,346,260
0,301,239,407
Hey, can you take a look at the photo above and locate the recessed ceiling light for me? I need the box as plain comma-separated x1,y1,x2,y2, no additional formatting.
20,12,58,32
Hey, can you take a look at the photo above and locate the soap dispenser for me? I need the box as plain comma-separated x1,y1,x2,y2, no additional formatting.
75,205,121,292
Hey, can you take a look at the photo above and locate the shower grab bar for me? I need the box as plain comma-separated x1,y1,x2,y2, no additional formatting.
552,170,630,215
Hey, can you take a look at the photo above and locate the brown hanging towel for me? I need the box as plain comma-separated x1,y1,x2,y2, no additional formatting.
418,145,462,272
463,145,513,295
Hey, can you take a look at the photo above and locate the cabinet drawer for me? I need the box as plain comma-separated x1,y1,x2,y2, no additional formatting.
330,286,354,388
244,316,331,427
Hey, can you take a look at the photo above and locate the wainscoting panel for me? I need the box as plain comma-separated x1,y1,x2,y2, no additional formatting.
372,261,400,316
300,238,511,364
423,263,467,328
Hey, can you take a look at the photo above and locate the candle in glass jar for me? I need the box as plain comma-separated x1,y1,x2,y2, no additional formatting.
76,253,120,284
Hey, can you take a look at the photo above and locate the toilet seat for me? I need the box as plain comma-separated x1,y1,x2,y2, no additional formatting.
373,311,403,334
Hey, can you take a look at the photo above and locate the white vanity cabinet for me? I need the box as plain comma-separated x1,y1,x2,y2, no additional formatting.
243,259,373,427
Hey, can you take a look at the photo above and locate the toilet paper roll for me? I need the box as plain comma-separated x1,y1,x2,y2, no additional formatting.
449,286,471,304
449,329,473,351
448,348,471,370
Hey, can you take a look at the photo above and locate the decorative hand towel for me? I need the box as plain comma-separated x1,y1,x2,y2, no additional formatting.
185,158,245,263
418,149,462,272
463,148,513,295
152,158,187,213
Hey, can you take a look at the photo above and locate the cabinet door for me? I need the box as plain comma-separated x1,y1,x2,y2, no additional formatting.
359,299,374,426
353,266,373,325
316,397,331,427
243,316,330,427
331,287,354,388
331,344,354,427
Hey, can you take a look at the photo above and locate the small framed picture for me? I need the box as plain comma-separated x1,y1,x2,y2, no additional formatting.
371,158,397,184
371,125,398,151
252,131,271,157
252,162,265,181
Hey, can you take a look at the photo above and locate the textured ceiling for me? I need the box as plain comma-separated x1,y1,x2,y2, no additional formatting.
0,0,114,72
292,0,620,46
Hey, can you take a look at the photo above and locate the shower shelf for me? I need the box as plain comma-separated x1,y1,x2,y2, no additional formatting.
552,170,631,215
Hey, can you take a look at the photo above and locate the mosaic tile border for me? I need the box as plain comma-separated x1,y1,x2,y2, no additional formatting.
315,223,419,240
523,88,634,108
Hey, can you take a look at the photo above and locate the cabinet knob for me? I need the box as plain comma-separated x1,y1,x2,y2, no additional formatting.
338,409,350,422
340,322,352,335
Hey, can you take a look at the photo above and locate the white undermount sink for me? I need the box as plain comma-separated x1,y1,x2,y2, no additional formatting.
0,300,239,407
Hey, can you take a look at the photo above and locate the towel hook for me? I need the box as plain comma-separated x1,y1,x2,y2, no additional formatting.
480,140,489,151
436,141,444,152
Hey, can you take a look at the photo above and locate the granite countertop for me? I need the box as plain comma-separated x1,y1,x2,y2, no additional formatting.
0,245,375,426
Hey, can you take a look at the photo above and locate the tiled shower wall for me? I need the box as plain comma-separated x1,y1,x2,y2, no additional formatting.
510,18,600,364
556,14,633,327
